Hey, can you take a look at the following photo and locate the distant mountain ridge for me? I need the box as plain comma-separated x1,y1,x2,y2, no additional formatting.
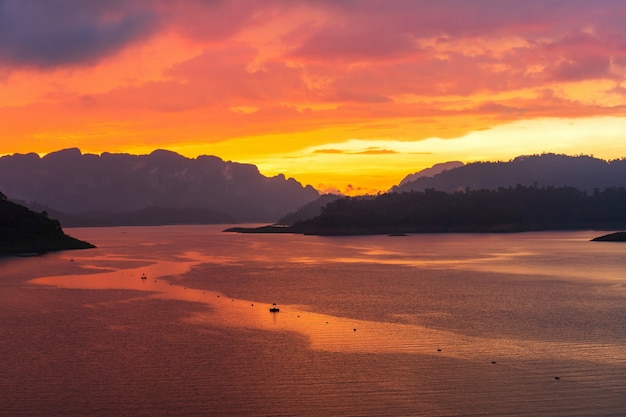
276,154,626,226
392,154,626,193
0,148,319,224
397,161,464,187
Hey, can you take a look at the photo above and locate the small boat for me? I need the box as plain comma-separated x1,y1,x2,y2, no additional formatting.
269,303,280,313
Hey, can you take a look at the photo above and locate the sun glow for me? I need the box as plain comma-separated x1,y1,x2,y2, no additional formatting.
2,2,626,193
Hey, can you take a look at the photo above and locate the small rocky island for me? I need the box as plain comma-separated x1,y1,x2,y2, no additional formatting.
591,232,626,242
0,191,95,255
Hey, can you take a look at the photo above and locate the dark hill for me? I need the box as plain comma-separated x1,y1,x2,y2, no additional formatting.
0,192,94,254
393,154,626,193
591,232,626,242
0,149,319,224
228,186,626,235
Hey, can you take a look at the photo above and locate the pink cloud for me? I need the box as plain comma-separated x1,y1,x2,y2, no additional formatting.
550,55,614,82
5,0,626,158
157,0,277,41
289,23,420,61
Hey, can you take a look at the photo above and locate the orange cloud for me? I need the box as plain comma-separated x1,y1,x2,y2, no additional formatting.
2,1,626,194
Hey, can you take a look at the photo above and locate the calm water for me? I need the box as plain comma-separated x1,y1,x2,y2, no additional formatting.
1,226,626,416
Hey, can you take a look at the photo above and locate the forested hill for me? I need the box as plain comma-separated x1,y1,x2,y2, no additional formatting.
393,154,626,193
230,186,626,235
0,192,94,254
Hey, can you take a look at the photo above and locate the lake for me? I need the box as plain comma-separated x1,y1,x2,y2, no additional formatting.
1,226,625,416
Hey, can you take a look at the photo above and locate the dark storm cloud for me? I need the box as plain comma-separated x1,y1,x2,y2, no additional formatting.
0,0,159,68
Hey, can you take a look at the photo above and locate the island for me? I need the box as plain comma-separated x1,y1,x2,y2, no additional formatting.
225,186,626,236
0,191,95,255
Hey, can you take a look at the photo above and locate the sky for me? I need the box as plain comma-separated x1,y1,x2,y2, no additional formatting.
2,0,626,195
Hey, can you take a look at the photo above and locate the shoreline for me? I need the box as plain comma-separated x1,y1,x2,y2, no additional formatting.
225,224,626,237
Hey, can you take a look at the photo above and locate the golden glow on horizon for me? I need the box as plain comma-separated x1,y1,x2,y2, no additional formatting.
3,116,626,195
172,116,626,195
2,2,626,195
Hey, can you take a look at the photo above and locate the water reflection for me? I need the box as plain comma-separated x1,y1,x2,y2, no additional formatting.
30,247,625,366
5,226,626,416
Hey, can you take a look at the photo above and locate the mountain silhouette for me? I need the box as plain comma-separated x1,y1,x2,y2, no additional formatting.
396,161,464,188
227,185,626,235
392,154,626,193
0,149,319,224
228,153,626,235
0,191,94,254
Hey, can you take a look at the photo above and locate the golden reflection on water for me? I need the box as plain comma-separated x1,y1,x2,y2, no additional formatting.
7,227,625,417
331,247,626,284
30,251,624,367
327,240,538,268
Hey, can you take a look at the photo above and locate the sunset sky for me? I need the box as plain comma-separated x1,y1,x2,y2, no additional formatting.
2,0,626,194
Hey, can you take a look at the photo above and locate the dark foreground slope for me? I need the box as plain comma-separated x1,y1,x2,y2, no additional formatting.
0,193,94,254
227,186,626,235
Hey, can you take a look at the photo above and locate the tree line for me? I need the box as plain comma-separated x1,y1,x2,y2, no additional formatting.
290,185,626,234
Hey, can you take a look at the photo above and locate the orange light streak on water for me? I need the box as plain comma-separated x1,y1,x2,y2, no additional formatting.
30,251,625,368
